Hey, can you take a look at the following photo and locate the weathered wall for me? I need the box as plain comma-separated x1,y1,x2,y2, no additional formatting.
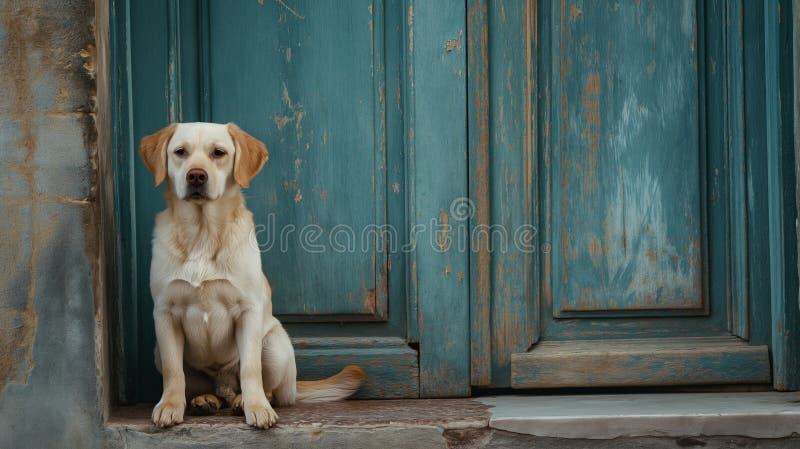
0,0,102,448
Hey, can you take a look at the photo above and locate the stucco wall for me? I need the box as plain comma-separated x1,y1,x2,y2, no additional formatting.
0,1,102,448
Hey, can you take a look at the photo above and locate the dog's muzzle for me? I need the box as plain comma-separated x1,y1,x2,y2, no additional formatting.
185,168,208,200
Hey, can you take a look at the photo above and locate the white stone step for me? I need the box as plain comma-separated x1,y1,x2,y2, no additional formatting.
479,392,800,439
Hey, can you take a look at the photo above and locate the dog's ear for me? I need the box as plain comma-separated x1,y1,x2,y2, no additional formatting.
139,124,177,186
228,123,268,188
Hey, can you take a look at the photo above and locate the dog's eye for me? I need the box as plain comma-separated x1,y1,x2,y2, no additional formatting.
174,147,187,157
212,148,227,158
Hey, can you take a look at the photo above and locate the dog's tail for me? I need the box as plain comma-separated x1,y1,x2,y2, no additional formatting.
296,365,366,403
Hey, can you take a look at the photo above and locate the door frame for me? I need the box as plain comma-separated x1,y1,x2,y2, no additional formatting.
467,0,800,390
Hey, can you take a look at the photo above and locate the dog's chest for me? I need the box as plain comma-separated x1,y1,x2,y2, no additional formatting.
179,279,242,368
175,238,234,287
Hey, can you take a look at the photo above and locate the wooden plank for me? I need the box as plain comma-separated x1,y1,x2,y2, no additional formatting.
109,0,139,405
765,0,800,391
294,338,418,399
725,0,749,339
468,0,539,388
742,0,773,348
129,0,173,403
402,0,419,344
467,0,491,387
705,0,735,342
406,0,470,397
723,0,745,336
489,0,538,386
96,0,116,415
511,337,771,388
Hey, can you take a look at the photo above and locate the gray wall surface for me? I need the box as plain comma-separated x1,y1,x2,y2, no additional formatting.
0,1,103,448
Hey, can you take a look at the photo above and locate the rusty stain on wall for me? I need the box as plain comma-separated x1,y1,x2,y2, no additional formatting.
0,0,97,399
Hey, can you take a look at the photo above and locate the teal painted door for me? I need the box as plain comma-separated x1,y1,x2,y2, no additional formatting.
116,0,420,402
114,0,791,400
468,0,773,389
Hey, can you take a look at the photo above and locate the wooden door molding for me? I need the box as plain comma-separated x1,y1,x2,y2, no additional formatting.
467,0,539,388
511,337,770,388
405,0,472,398
764,0,800,391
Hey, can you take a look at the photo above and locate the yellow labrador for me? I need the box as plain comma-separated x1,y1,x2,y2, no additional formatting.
139,122,364,428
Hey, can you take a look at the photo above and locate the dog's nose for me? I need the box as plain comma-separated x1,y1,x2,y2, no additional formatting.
186,168,208,187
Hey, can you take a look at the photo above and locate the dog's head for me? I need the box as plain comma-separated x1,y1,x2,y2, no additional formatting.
139,122,268,201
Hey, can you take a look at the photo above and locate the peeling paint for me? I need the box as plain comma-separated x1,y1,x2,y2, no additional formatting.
273,0,305,20
445,31,462,53
569,4,583,20
437,210,449,251
581,73,600,193
553,0,703,314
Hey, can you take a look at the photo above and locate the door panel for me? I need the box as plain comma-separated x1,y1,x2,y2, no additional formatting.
119,0,417,402
469,0,771,389
552,0,704,316
209,0,387,319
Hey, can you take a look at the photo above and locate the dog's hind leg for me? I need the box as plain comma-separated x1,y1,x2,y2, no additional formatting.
260,322,297,406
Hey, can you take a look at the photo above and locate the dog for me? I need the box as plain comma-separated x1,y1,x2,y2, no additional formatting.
139,122,365,428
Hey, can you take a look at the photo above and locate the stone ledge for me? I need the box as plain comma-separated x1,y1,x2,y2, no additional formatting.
105,392,800,448
480,392,800,439
107,399,489,449
109,398,491,431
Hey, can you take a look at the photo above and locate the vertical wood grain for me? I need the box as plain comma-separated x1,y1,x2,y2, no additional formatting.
766,0,800,391
467,0,491,387
407,0,471,397
725,0,749,339
743,0,772,349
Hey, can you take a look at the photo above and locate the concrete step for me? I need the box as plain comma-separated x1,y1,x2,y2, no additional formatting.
106,392,800,448
480,392,800,439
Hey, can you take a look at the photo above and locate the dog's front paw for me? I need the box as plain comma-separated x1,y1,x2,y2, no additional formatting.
231,394,244,415
189,394,222,416
243,399,278,429
152,396,186,428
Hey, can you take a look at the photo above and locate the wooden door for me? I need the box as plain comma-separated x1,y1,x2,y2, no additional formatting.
468,0,775,389
115,0,422,402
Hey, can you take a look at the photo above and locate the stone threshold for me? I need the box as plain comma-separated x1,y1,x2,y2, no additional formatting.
479,392,800,439
106,392,800,448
